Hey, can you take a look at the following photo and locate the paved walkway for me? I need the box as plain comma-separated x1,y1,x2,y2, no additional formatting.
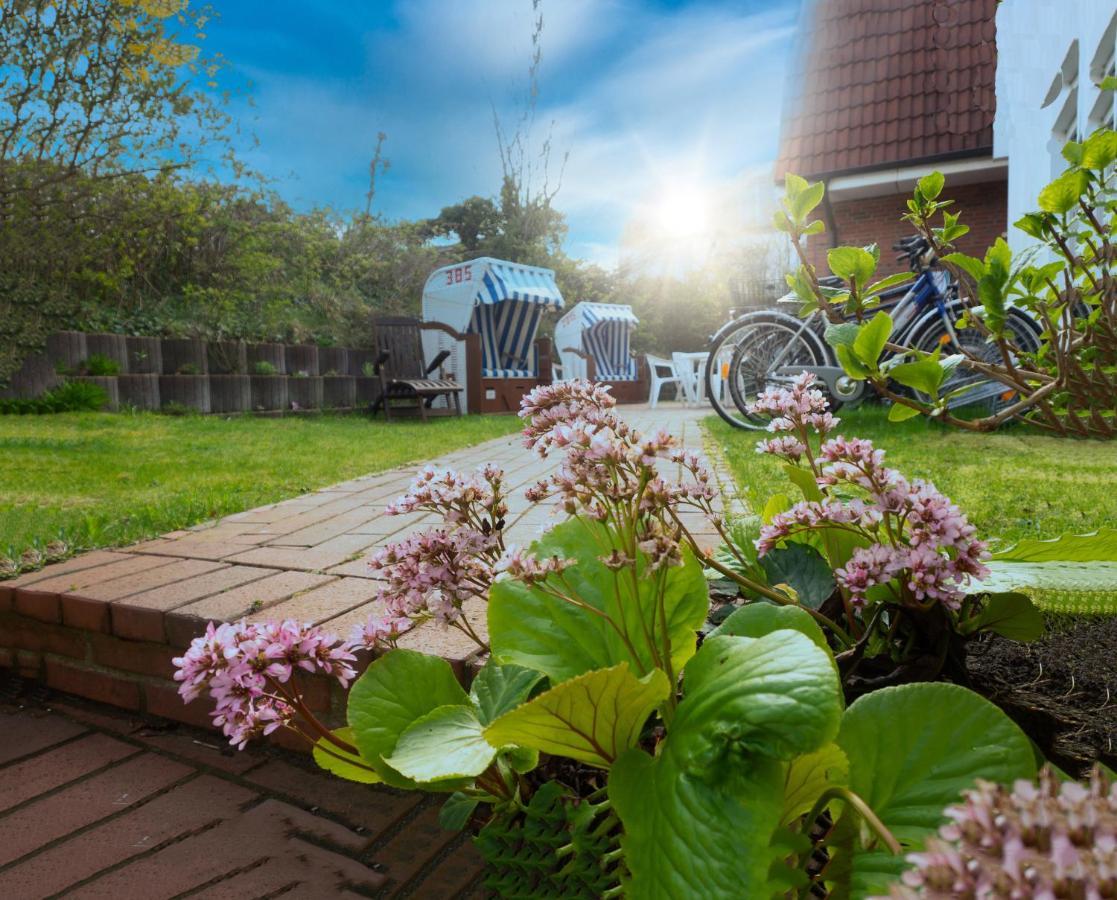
1,404,730,670
0,682,482,898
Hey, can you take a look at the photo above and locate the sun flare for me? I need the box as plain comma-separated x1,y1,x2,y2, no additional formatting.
653,185,710,239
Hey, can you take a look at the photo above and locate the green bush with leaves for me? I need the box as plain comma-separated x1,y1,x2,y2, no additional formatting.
776,127,1117,437
0,380,108,415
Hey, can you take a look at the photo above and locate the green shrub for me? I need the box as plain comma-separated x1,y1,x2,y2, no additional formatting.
252,360,278,375
81,353,121,376
0,379,108,414
176,362,202,375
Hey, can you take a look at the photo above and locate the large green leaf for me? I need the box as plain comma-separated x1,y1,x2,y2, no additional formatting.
469,662,545,725
611,748,786,899
709,602,830,653
485,663,669,768
1038,169,1090,214
889,354,945,398
832,682,1037,896
488,517,708,683
760,542,835,610
609,630,842,898
384,704,495,783
347,649,470,788
976,529,1117,613
676,632,841,767
312,727,382,784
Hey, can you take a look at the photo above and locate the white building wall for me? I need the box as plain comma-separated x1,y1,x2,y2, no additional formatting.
994,0,1116,252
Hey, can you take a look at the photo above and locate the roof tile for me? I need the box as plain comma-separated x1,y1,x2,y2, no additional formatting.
775,0,997,178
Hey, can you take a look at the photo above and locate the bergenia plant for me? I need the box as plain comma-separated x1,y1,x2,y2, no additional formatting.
711,371,1045,690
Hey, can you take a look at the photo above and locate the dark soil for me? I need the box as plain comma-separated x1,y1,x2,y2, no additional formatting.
966,615,1117,777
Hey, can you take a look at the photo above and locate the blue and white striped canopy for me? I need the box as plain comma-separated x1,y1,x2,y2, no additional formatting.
475,262,564,310
555,302,639,381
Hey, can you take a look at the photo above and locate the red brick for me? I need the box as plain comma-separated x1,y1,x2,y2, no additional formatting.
0,551,131,608
0,648,12,668
15,648,42,679
0,752,192,866
0,708,86,765
407,839,486,899
0,732,139,813
14,555,177,624
89,632,177,679
368,803,460,891
245,758,423,838
225,545,362,571
246,576,381,626
130,728,267,775
0,611,88,659
165,570,335,647
0,775,257,899
45,659,141,711
143,682,218,731
111,565,275,643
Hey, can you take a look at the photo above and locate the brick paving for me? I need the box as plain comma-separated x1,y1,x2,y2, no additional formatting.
0,403,742,896
0,685,483,898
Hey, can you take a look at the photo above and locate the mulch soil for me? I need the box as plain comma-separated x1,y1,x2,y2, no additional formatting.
966,615,1117,777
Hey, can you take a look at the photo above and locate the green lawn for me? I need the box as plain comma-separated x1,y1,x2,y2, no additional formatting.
0,411,520,562
707,405,1117,549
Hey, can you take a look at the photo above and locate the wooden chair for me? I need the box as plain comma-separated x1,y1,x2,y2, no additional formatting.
370,316,463,421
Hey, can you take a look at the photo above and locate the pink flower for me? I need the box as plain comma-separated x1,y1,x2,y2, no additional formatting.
748,372,839,436
835,544,904,607
497,546,576,585
350,614,412,650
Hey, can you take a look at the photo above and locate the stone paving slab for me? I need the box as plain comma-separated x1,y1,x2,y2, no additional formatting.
0,692,480,897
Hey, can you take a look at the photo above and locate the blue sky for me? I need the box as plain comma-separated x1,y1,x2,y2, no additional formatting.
208,0,798,264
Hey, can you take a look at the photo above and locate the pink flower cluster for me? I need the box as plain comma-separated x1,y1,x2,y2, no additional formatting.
751,377,988,610
520,380,620,455
385,464,507,526
173,620,356,749
368,527,500,627
891,767,1117,899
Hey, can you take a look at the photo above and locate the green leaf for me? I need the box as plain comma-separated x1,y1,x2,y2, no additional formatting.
469,662,545,725
488,517,708,683
827,246,876,285
760,543,836,610
786,178,826,224
917,171,945,201
1062,139,1085,166
888,402,923,422
801,219,826,236
439,792,479,831
781,743,849,828
942,251,985,284
852,312,892,369
385,704,495,783
1081,129,1117,170
679,632,842,765
1037,169,1090,214
824,321,860,350
784,463,822,503
863,271,913,297
609,630,842,898
990,528,1117,562
347,649,471,788
1101,74,1117,91
762,493,792,523
709,602,830,652
484,663,669,768
964,592,1044,641
312,727,382,784
889,354,945,398
833,683,1037,896
834,343,871,379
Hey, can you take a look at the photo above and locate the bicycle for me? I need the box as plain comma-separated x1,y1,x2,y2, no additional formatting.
704,236,1043,430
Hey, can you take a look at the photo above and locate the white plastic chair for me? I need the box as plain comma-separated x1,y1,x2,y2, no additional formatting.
646,354,682,408
672,351,709,406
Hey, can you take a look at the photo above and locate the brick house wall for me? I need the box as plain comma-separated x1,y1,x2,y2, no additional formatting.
802,179,1008,276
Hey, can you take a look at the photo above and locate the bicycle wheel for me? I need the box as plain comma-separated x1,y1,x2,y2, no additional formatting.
705,311,831,430
908,309,1041,417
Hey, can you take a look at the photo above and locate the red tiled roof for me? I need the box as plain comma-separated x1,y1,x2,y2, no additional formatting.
774,0,998,180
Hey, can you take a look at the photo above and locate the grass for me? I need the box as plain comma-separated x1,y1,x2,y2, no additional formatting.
707,404,1117,548
0,411,520,562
